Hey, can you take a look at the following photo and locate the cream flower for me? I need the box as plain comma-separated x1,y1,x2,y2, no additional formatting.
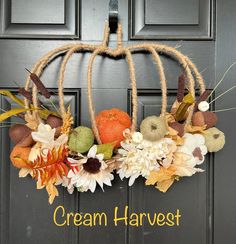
117,131,177,186
172,152,204,177
32,123,55,146
177,133,208,166
145,151,204,193
32,123,68,150
132,132,143,143
29,123,68,161
56,176,74,194
67,145,114,192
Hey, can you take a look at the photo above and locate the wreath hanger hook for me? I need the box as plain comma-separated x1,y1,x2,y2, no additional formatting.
109,0,118,33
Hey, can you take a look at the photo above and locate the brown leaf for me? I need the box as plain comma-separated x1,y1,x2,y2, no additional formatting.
177,74,186,102
26,68,51,99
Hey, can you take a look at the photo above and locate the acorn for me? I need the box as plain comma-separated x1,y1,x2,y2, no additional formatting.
168,121,184,137
17,134,34,147
140,116,168,141
192,111,217,129
9,124,34,147
55,127,62,138
46,114,63,129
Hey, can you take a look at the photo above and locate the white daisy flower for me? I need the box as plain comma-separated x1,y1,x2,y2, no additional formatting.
177,133,208,166
67,145,114,193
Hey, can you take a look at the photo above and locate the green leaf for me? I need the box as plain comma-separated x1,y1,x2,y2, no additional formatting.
38,109,60,120
0,108,29,122
0,90,25,107
97,143,114,160
0,90,60,120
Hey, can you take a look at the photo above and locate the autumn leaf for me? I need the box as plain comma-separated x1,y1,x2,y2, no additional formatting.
165,113,176,123
185,124,206,134
155,178,175,193
28,146,69,185
19,168,32,178
168,126,179,136
27,146,69,204
146,166,176,186
46,182,59,205
145,171,161,185
165,126,185,146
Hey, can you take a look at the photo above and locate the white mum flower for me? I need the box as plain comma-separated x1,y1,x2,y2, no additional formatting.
67,145,114,193
177,133,208,166
118,134,177,186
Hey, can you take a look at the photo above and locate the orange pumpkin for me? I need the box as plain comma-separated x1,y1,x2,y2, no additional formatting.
10,146,31,169
96,108,131,148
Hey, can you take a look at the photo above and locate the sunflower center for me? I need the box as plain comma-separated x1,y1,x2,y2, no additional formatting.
83,158,101,174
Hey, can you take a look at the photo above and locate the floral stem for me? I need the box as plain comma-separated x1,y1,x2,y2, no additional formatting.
211,107,236,113
209,85,236,104
208,61,236,99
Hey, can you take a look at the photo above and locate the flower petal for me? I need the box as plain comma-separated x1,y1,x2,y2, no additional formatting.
129,174,138,186
89,179,97,192
96,153,104,162
67,170,76,178
19,168,31,178
87,145,97,158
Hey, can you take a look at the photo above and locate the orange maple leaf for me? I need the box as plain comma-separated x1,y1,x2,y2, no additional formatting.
27,146,69,204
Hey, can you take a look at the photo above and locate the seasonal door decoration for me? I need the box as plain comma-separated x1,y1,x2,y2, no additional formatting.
0,24,226,204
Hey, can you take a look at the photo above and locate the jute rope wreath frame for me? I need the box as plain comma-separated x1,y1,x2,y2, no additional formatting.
24,23,206,137
8,22,226,204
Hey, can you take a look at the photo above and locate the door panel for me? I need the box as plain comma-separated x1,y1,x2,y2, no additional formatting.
130,0,213,39
0,0,235,244
0,0,78,38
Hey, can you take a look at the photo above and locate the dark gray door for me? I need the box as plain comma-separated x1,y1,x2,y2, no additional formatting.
0,0,235,244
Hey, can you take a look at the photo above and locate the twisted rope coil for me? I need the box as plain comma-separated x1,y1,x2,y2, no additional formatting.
24,23,206,143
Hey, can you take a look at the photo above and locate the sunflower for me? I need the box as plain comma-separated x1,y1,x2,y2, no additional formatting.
67,145,114,192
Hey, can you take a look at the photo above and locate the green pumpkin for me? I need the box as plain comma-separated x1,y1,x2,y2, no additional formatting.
69,126,94,153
